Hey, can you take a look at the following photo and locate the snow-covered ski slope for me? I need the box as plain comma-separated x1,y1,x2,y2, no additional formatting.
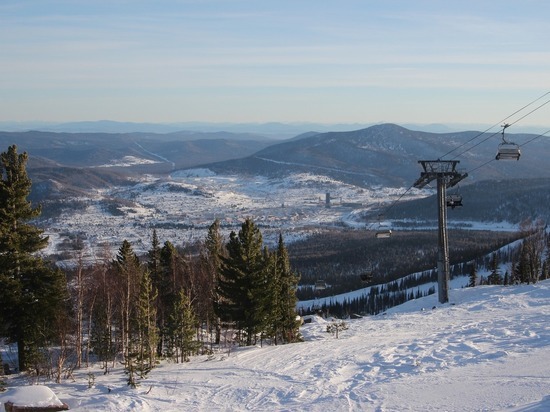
2,280,549,411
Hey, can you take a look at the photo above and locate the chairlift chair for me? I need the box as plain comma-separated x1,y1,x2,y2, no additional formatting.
375,229,392,239
446,193,463,209
496,143,521,160
314,280,327,291
496,123,521,161
375,213,392,239
360,272,373,283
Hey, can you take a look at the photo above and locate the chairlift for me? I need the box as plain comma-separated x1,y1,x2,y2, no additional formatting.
360,271,374,283
314,279,327,291
375,214,392,239
446,193,463,209
375,229,392,239
496,123,521,161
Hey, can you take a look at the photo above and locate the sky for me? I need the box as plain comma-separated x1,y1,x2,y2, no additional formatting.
1,0,550,127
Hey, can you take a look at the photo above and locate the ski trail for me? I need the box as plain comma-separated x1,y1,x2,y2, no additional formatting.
134,142,175,169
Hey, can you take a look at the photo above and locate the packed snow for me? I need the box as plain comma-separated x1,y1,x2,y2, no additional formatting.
2,280,549,411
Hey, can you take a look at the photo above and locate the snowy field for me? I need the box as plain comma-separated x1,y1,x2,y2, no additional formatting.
2,280,549,411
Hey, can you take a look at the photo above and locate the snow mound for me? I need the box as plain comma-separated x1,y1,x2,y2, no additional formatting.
1,385,65,407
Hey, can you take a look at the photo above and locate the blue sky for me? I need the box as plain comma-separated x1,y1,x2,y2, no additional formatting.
1,0,549,127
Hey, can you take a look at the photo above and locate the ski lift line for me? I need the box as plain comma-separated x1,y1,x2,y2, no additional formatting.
364,94,550,235
451,98,550,160
364,184,416,232
441,92,550,160
460,128,550,176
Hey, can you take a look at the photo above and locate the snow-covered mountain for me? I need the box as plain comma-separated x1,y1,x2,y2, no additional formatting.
2,279,549,411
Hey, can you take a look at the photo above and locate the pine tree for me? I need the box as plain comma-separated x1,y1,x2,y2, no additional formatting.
0,145,68,372
215,219,269,346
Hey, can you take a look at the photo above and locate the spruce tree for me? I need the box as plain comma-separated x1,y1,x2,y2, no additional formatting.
204,219,224,344
148,229,162,288
515,245,531,284
215,219,269,346
274,234,300,343
0,145,67,372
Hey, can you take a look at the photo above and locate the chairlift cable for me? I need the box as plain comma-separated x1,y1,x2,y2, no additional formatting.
365,184,415,231
440,92,550,159
450,98,550,159
518,128,550,147
459,128,550,176
365,92,550,234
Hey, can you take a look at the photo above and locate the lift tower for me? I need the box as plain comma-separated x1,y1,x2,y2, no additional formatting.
413,160,468,304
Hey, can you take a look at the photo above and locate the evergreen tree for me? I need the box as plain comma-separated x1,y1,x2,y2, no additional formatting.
487,253,502,285
215,219,269,346
468,263,477,287
132,270,158,377
0,145,67,372
160,240,183,294
205,219,223,273
148,229,162,288
274,234,300,343
204,219,224,344
514,244,531,284
503,270,510,286
113,240,142,365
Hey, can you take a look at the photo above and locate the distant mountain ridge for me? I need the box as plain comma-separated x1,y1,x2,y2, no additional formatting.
195,123,550,187
2,119,548,135
1,123,548,206
0,129,275,201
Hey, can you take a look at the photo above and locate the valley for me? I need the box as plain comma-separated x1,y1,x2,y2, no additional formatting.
41,168,425,264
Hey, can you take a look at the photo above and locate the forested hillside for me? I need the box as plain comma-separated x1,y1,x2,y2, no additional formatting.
289,228,524,299
387,178,550,224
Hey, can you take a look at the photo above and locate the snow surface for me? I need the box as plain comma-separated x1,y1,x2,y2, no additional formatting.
2,280,549,411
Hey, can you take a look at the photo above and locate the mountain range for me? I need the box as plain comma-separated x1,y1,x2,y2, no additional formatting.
1,122,549,223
